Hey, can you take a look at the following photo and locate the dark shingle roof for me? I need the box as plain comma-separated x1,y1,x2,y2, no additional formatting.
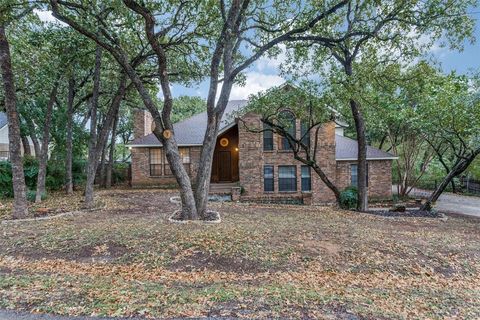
0,112,7,129
129,100,248,146
335,134,397,160
128,101,396,161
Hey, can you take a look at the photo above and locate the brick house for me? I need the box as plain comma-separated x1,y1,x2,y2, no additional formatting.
128,100,396,204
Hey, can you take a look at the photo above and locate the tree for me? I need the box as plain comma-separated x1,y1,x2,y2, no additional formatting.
50,0,351,220
418,72,480,210
243,84,342,204
171,96,206,123
0,7,29,218
282,0,476,211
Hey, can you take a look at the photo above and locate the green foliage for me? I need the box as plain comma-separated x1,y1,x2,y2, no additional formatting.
0,161,14,198
171,96,207,123
339,186,358,210
26,190,46,202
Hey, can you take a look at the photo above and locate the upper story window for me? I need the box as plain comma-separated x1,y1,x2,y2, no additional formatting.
301,166,311,191
279,165,297,192
300,121,310,148
149,148,163,176
263,165,274,192
263,123,273,151
279,111,295,150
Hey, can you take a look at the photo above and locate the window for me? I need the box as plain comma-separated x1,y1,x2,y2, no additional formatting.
301,166,311,191
263,165,274,192
351,163,369,187
300,121,310,148
180,148,191,174
279,166,297,192
164,147,190,176
280,111,295,150
263,123,273,151
149,148,163,176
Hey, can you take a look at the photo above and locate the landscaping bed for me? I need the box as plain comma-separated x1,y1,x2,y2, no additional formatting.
0,189,479,319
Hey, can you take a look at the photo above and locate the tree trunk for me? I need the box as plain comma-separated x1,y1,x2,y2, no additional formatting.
350,98,368,211
20,133,31,156
0,24,28,218
65,76,75,194
105,108,118,188
99,136,108,188
35,82,58,203
84,46,102,208
421,148,480,211
24,117,40,158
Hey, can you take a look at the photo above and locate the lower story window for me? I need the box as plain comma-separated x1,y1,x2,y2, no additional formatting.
301,166,311,191
279,165,297,192
264,165,274,192
351,163,369,187
149,148,163,176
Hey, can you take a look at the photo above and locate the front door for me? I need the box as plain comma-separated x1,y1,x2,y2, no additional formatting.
218,151,232,182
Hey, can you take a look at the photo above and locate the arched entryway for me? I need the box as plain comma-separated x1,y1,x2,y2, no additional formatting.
211,125,239,183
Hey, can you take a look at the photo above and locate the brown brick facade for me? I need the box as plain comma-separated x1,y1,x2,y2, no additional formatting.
237,112,338,204
335,160,393,199
130,110,393,202
130,146,201,187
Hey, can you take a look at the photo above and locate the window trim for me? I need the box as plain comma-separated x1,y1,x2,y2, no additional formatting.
350,163,369,187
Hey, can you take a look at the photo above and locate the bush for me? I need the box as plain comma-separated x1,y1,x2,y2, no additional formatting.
0,161,13,198
26,190,47,202
340,186,358,209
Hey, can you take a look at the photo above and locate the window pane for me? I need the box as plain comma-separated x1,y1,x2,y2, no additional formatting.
149,149,163,176
300,121,310,147
179,148,190,163
351,164,358,187
263,123,273,151
279,166,297,192
264,165,274,192
280,111,295,150
149,148,162,164
301,166,311,191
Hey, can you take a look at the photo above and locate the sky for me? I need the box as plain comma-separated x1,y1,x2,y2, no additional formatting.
35,8,480,100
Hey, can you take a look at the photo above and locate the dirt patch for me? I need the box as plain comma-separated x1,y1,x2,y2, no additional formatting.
75,242,128,263
364,209,440,218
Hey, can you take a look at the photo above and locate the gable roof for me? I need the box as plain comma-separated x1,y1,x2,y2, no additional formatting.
128,100,396,161
335,134,397,160
130,100,248,147
0,112,7,129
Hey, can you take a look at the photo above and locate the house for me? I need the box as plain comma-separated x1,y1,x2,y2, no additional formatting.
0,112,36,160
128,99,396,205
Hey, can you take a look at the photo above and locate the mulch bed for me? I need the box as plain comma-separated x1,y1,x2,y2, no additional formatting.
364,209,440,218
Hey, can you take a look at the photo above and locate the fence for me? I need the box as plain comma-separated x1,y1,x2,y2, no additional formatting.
412,177,480,195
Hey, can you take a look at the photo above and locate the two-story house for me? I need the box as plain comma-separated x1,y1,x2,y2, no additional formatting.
128,97,396,205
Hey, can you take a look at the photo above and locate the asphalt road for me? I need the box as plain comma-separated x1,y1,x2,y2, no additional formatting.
392,186,480,218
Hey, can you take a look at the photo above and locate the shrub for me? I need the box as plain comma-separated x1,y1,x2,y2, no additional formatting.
340,186,358,210
0,161,13,198
26,190,47,202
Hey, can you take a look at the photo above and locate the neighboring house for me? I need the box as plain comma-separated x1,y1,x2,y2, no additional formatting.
128,92,396,205
0,112,35,160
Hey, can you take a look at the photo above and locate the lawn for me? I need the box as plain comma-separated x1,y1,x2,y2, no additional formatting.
0,189,479,319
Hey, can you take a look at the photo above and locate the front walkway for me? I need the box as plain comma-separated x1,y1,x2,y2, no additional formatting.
392,185,480,218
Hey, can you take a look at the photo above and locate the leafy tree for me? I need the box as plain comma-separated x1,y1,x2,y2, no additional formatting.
50,0,351,220
171,96,206,123
281,0,476,211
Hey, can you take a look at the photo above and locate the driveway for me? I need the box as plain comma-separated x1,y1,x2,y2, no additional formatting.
393,186,480,218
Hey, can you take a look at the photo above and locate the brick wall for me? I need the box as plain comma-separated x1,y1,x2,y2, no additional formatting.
130,146,201,187
133,109,153,139
237,113,338,204
335,160,392,199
